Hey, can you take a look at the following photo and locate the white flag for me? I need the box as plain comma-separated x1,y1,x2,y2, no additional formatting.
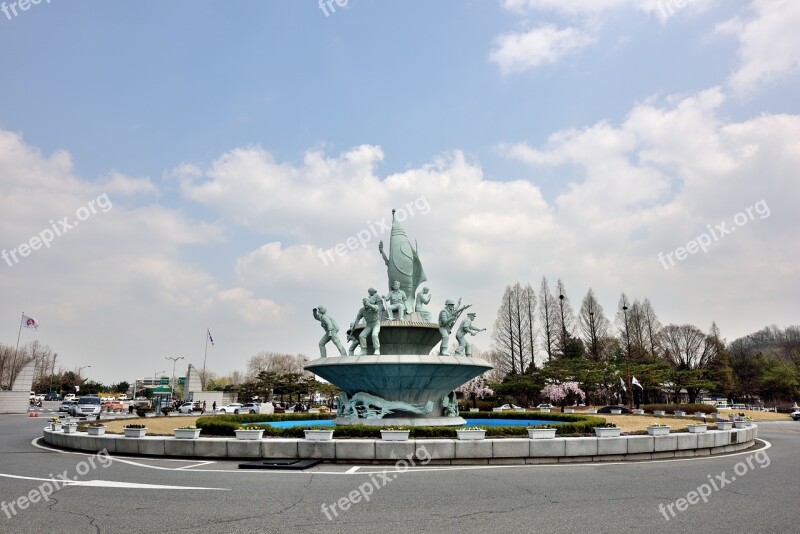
619,377,627,392
632,376,644,389
21,314,39,329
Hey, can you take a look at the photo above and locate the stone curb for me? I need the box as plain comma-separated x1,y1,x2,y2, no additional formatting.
41,426,758,464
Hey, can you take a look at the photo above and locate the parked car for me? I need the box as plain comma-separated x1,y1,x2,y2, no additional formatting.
63,393,77,401
178,401,205,414
537,404,554,409
240,403,260,414
499,404,521,410
70,396,102,416
216,403,244,414
44,392,60,401
59,400,78,412
101,400,125,412
596,405,634,414
791,411,800,421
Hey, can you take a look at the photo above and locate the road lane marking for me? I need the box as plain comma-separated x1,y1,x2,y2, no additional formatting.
0,473,228,490
345,466,360,474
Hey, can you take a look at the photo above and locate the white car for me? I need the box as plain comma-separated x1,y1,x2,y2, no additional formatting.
537,404,554,409
499,404,522,410
791,411,800,421
178,402,205,414
216,403,244,414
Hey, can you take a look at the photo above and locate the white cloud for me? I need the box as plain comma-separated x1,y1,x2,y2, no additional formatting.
716,0,800,94
490,25,595,73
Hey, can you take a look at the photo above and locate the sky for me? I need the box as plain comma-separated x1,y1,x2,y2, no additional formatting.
1,0,798,384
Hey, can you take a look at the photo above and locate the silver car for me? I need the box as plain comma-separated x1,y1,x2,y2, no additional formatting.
70,396,102,416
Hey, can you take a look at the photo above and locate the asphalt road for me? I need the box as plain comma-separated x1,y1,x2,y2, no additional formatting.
1,408,798,534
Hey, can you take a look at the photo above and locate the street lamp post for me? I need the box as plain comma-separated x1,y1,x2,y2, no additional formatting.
165,356,185,401
622,305,633,409
76,365,91,395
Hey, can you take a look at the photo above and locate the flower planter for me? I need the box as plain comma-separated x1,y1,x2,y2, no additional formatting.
62,425,78,434
586,409,597,414
632,409,645,415
647,425,670,436
653,410,666,416
716,421,733,430
456,429,486,440
303,429,333,441
563,408,575,414
515,408,526,413
538,408,551,413
49,423,62,432
527,428,557,439
123,427,147,438
674,411,686,417
687,424,707,433
733,421,748,429
694,412,706,418
492,408,503,412
87,426,106,436
174,428,202,439
469,408,479,412
610,409,622,415
594,427,621,438
380,430,410,441
236,429,265,440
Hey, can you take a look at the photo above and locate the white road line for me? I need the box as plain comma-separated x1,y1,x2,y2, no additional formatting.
175,461,216,470
345,466,360,474
0,473,228,490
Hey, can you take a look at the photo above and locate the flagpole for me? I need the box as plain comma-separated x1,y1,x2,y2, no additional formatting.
9,312,24,389
202,327,209,390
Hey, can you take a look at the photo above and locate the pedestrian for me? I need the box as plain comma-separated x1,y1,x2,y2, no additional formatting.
203,400,207,411
212,401,217,411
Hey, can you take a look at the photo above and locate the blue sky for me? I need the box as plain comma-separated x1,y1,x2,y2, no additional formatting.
1,0,798,383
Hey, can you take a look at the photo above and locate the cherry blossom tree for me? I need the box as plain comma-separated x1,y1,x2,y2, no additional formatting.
540,381,585,407
456,377,495,409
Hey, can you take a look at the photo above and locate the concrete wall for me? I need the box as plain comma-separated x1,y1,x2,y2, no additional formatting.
0,361,35,414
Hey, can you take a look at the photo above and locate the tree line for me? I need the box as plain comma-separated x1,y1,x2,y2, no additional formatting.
487,278,799,407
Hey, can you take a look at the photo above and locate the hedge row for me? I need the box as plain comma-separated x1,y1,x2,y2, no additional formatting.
195,413,605,437
641,404,718,414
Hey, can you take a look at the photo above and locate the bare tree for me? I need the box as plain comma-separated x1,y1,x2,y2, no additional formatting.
539,277,557,362
640,298,662,359
492,284,531,374
660,324,718,370
579,288,609,361
554,279,576,358
246,352,307,380
523,283,537,370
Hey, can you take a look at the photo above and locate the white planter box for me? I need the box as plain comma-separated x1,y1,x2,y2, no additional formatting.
632,409,645,415
674,411,686,417
653,410,666,416
456,429,486,440
694,412,706,418
62,425,77,434
235,429,265,440
492,408,503,412
687,424,707,433
610,409,622,415
515,408,526,413
174,428,201,439
49,423,62,432
586,409,597,414
87,426,106,436
594,427,621,437
538,408,551,413
123,427,147,438
380,430,410,441
527,428,557,439
469,408,479,412
733,421,748,429
647,425,670,436
563,408,575,414
304,430,334,441
716,421,733,430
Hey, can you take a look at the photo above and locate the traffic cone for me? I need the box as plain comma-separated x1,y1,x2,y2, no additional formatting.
28,410,33,417
34,411,39,417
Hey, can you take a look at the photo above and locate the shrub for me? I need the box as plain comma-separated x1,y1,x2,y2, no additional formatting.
642,404,717,415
